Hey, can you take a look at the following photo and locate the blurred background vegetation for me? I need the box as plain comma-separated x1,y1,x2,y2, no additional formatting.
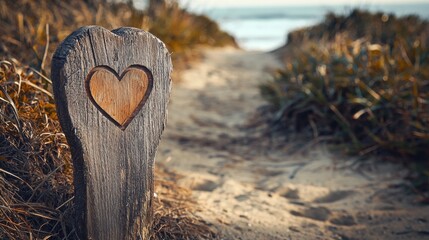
261,10,429,191
0,0,236,78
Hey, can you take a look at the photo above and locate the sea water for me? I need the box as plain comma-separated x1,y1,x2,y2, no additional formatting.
201,3,429,51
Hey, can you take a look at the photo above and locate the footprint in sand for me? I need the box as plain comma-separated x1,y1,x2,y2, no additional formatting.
290,206,332,221
291,206,357,226
235,194,250,202
280,188,300,200
190,179,220,192
329,212,357,226
313,190,356,204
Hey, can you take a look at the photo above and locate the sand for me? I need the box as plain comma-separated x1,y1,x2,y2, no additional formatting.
155,48,429,240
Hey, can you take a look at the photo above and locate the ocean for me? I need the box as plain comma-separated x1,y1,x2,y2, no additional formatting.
199,3,429,51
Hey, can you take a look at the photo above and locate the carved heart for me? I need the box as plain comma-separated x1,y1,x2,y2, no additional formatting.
86,65,153,130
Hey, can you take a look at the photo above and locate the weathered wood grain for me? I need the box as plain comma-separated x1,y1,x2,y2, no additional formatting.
51,26,172,240
87,65,152,129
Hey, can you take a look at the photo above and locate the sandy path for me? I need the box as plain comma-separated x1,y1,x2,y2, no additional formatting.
155,48,429,240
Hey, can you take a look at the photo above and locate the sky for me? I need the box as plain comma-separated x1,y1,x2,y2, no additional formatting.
178,0,429,8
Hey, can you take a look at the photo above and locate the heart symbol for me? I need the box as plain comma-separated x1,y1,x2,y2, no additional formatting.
86,65,153,130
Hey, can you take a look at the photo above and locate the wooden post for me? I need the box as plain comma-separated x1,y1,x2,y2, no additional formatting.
51,26,171,240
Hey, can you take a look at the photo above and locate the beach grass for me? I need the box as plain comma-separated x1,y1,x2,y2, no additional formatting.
261,10,429,191
0,0,236,79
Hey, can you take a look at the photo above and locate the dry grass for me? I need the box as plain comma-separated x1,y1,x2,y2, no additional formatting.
0,0,236,79
0,58,74,239
285,9,429,48
262,10,429,191
151,166,218,240
0,58,217,239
